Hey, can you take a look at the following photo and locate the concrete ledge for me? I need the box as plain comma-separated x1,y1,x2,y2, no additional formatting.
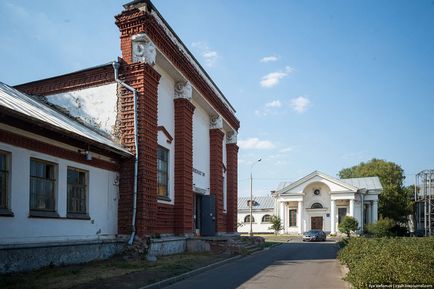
0,238,126,273
148,236,188,256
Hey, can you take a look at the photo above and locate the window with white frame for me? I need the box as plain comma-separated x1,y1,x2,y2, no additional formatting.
262,214,272,223
67,167,88,216
157,146,169,199
289,209,297,227
30,158,57,213
244,215,254,223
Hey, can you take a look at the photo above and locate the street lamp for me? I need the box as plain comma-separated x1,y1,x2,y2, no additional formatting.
250,158,262,236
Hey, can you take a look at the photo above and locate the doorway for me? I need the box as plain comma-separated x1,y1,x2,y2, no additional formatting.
311,216,323,230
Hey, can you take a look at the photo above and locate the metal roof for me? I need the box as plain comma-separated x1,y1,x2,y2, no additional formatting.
238,196,274,211
0,82,131,156
341,176,383,191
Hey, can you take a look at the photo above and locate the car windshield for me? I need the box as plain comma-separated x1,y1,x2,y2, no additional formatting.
306,230,320,234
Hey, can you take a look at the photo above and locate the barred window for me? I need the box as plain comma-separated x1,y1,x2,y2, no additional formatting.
262,214,272,223
157,146,169,198
67,167,88,215
30,159,56,212
289,209,297,227
0,152,10,210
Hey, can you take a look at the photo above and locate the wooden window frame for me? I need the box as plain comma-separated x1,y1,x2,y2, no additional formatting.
261,214,272,223
0,151,13,216
67,167,90,219
289,209,297,227
157,146,170,201
29,158,59,218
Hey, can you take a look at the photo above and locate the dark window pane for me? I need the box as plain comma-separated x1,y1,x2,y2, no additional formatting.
67,167,88,214
30,159,56,211
157,146,169,197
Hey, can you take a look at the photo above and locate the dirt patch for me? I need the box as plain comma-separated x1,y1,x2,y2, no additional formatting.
0,252,231,289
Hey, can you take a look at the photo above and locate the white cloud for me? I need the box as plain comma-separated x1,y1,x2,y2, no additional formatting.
265,100,282,108
260,55,279,63
260,66,295,88
192,41,219,67
280,147,294,153
255,100,282,116
290,96,311,113
238,138,276,150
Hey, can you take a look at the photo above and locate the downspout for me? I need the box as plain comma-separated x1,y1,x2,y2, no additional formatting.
112,61,139,245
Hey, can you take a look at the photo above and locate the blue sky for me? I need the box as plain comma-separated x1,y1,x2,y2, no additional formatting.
1,0,433,196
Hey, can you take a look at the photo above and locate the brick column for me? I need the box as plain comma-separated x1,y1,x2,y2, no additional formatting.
174,82,195,235
210,116,225,233
226,132,239,233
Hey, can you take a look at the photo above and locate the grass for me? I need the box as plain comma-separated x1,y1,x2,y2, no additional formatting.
0,252,230,289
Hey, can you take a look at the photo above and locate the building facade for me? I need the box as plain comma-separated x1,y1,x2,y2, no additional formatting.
237,196,274,234
1,0,239,272
273,171,382,234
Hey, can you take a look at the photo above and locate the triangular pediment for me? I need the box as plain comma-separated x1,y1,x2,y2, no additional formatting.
278,171,359,195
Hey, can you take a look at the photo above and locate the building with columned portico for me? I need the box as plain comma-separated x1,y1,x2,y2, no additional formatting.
272,171,382,234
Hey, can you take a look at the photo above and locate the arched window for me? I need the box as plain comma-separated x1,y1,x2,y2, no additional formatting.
311,202,323,209
244,215,255,223
262,214,272,223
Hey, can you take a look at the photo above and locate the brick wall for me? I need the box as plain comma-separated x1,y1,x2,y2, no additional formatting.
226,143,239,233
210,129,225,233
174,98,195,235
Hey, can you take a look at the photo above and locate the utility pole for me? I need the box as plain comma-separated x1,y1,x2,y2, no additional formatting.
249,159,261,236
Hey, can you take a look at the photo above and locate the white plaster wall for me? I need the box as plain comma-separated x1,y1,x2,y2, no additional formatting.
237,211,274,233
192,99,210,194
47,83,118,136
155,65,175,204
0,142,119,244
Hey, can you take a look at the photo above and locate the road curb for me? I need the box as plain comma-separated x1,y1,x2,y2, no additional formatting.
139,244,281,289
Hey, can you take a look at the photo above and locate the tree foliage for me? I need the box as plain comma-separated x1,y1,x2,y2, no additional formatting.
338,158,412,223
338,216,359,238
268,215,282,235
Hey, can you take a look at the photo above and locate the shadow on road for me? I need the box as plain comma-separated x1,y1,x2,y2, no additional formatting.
166,241,344,289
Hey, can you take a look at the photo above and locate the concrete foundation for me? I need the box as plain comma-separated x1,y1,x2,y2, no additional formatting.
0,239,126,273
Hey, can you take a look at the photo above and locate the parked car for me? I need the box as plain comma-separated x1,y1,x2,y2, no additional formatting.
302,230,326,242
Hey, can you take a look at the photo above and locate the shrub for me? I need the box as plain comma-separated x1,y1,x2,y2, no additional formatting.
268,215,282,235
338,216,358,238
338,237,434,289
365,217,395,237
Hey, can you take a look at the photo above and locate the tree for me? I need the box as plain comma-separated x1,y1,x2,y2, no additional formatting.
268,215,283,235
365,217,395,237
338,158,412,223
338,216,359,238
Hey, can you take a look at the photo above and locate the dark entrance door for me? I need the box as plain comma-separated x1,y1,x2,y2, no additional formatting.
311,217,323,230
200,195,216,236
194,194,202,234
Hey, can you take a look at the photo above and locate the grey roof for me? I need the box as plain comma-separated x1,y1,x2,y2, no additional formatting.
0,82,131,156
238,196,274,211
341,176,383,191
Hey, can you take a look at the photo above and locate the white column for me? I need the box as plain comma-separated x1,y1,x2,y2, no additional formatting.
331,199,336,234
279,201,286,233
349,199,354,217
372,200,378,223
297,201,303,234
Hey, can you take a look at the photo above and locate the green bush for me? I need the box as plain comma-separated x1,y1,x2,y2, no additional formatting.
268,215,282,235
338,216,358,238
338,237,434,289
365,217,395,237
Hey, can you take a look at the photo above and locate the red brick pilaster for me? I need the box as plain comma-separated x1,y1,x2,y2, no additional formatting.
210,128,225,233
174,98,195,235
116,61,161,238
226,143,239,233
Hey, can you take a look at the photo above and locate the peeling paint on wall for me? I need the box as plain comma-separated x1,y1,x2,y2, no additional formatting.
47,83,118,137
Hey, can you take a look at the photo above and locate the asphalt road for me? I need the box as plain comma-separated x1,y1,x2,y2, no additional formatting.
164,241,347,289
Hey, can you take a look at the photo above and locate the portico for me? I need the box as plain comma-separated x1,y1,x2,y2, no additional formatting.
273,171,382,234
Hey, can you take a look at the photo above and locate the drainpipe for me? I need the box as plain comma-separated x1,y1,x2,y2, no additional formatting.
112,61,139,246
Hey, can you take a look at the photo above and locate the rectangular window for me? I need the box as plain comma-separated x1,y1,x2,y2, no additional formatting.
157,146,169,199
67,167,88,216
338,207,347,224
30,159,56,212
289,209,297,227
0,152,10,211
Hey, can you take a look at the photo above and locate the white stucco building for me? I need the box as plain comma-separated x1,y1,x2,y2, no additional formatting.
273,171,382,234
237,196,274,234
